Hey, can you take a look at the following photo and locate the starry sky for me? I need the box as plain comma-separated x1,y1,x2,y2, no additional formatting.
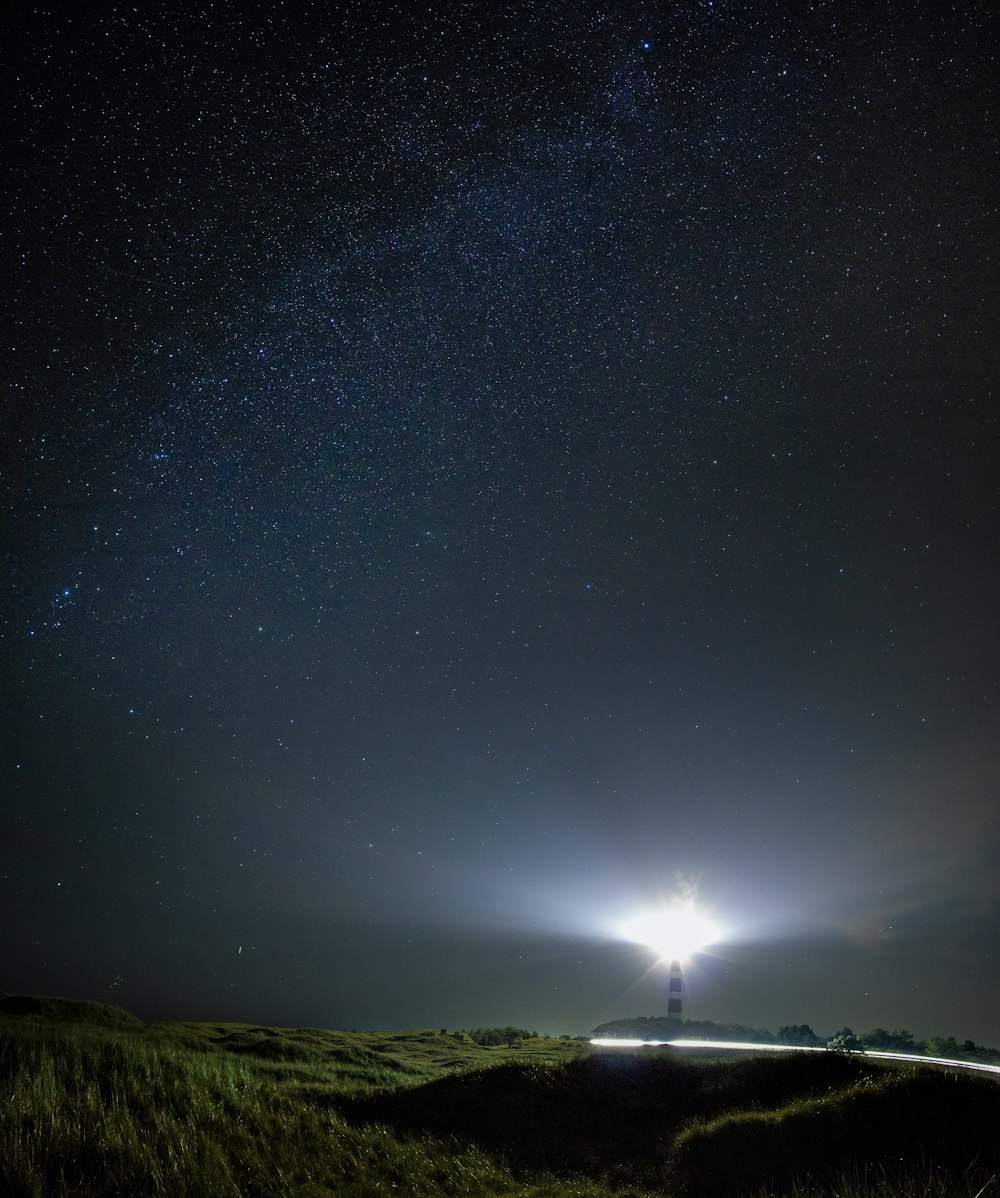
3,2,998,1043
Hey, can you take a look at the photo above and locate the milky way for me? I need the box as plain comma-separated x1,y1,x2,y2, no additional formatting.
3,2,998,1040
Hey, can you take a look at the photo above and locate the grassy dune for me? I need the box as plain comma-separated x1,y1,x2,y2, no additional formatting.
1,995,997,1197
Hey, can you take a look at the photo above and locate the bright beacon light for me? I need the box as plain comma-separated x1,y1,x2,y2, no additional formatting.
620,904,720,964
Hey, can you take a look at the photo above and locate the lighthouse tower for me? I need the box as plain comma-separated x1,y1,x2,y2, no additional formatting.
667,959,683,1022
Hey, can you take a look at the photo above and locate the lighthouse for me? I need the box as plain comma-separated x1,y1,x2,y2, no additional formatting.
618,902,719,1025
667,958,683,1021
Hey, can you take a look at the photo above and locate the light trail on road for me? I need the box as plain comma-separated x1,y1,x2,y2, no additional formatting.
589,1039,1000,1077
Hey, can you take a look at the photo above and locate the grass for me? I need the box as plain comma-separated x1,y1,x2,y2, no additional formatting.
1,994,998,1197
669,1064,1000,1197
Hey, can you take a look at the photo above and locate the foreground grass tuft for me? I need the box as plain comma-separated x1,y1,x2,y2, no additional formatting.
669,1065,1000,1198
0,1013,615,1198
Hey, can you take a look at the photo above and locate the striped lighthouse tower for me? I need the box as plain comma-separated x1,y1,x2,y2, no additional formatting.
667,959,683,1022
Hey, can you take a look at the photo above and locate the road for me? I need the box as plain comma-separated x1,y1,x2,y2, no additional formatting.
589,1037,1000,1077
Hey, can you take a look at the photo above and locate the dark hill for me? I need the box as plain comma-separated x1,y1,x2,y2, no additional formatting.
0,994,143,1029
340,1049,881,1184
340,1048,1000,1192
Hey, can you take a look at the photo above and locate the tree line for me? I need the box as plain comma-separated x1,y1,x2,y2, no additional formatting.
463,1026,544,1046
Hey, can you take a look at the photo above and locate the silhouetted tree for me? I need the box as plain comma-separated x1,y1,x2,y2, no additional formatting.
827,1028,865,1053
863,1028,917,1052
778,1024,823,1046
466,1026,536,1046
924,1035,962,1059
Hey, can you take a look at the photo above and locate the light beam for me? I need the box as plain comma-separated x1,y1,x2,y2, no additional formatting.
619,903,720,964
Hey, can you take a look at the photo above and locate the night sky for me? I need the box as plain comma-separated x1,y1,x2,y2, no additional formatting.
3,2,998,1044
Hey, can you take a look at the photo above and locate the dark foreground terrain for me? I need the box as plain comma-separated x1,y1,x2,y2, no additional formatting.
1,993,997,1197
